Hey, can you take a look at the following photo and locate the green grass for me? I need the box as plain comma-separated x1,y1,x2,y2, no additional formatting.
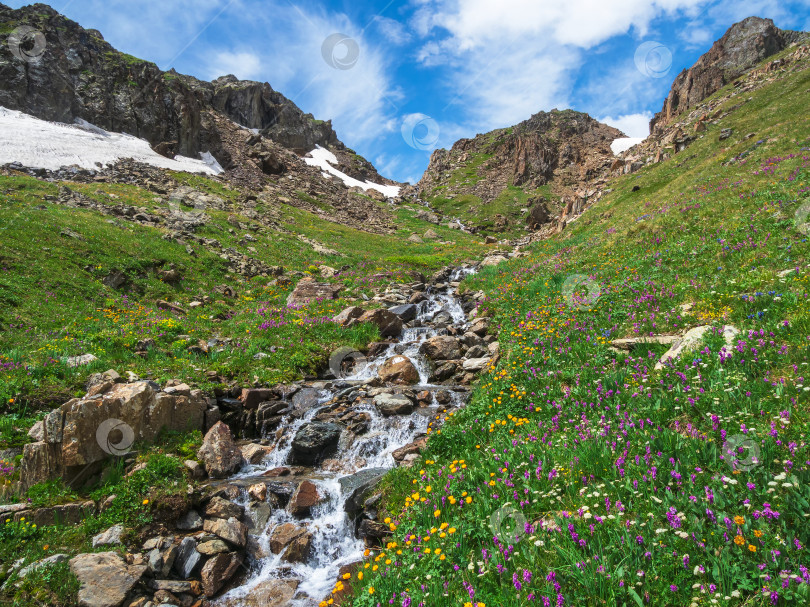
344,53,810,607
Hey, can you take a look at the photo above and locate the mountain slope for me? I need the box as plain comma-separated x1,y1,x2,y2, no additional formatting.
0,2,390,186
417,109,623,235
650,16,807,134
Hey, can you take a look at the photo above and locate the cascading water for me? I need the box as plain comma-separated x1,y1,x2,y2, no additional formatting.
217,267,476,606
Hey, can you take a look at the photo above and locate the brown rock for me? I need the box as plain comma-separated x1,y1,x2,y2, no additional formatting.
200,552,242,597
377,355,420,385
287,480,321,517
286,279,342,305
419,335,461,361
202,517,247,548
357,309,403,338
204,496,244,520
333,306,365,326
268,522,308,554
197,422,245,478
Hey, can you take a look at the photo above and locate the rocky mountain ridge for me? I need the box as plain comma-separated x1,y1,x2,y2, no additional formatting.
650,16,807,134
0,2,391,187
416,109,623,234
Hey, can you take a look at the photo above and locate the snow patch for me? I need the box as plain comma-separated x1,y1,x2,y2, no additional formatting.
304,146,399,198
0,106,222,175
611,137,645,155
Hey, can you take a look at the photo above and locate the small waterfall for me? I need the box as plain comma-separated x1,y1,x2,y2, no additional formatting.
217,266,477,606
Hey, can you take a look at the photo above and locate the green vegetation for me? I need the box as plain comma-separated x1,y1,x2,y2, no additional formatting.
343,54,810,607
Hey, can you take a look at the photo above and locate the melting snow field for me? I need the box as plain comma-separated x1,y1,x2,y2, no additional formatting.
0,106,223,175
611,137,645,155
304,145,400,198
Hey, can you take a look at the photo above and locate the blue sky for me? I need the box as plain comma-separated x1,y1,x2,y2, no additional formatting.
7,0,810,183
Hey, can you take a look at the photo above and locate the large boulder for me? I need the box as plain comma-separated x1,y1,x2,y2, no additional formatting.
377,356,420,385
69,552,146,607
289,422,341,465
287,480,322,517
419,335,462,361
203,517,247,548
388,304,417,322
268,522,308,554
341,467,388,515
333,306,365,326
357,309,403,338
197,422,245,478
19,381,206,490
286,279,342,305
200,552,242,597
373,394,415,416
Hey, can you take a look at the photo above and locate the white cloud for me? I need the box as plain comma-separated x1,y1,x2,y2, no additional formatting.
411,0,712,133
600,113,652,138
206,51,263,80
372,16,413,45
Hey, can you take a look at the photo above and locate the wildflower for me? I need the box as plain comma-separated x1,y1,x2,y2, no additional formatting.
734,515,745,525
734,535,745,546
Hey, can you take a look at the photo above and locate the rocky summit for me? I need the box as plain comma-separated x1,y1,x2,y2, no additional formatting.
0,4,809,607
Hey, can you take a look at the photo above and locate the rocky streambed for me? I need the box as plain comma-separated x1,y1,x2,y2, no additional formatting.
8,265,499,607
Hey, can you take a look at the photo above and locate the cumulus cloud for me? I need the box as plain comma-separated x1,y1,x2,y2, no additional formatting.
599,113,652,138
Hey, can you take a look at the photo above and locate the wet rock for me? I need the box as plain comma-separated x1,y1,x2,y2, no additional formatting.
373,394,414,416
392,437,427,464
239,388,275,410
357,309,403,338
261,466,291,477
358,519,391,541
435,390,452,404
341,468,387,515
287,480,322,517
388,304,417,322
69,552,146,607
173,537,201,579
268,522,309,554
265,482,296,507
204,497,244,520
91,524,123,548
428,362,457,383
247,482,267,502
200,552,242,597
203,517,247,548
419,335,461,361
197,422,245,478
377,356,420,385
281,531,312,563
292,387,320,411
289,422,341,465
245,500,272,531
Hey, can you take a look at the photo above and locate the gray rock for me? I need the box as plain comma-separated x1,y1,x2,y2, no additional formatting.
203,517,247,548
289,422,341,465
69,552,146,607
173,537,202,579
197,421,245,478
388,304,417,322
340,468,388,515
176,510,203,531
91,524,123,548
373,394,414,416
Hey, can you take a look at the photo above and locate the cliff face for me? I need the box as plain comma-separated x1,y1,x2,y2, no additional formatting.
416,109,623,232
0,3,389,183
650,16,806,133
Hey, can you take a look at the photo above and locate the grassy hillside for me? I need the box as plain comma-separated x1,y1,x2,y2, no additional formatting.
0,172,490,445
340,52,810,606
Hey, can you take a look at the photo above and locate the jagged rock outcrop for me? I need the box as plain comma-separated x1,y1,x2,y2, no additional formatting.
417,109,622,231
650,17,807,133
0,3,391,185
